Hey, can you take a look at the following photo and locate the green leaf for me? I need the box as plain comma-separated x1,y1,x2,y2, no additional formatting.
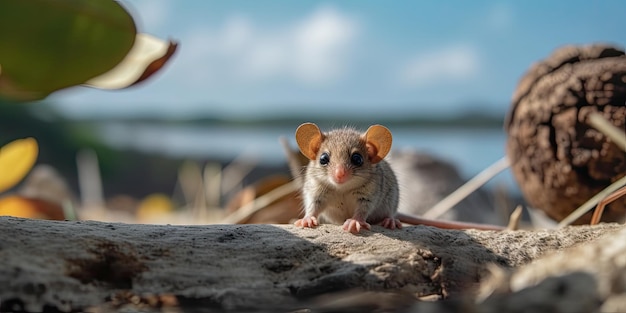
0,0,136,100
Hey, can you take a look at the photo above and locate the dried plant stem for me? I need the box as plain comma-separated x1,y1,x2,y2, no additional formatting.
422,157,510,219
558,113,626,227
220,181,300,224
203,162,222,209
178,161,203,209
590,186,626,225
588,112,626,150
221,154,258,195
507,205,523,230
76,149,105,209
62,199,77,221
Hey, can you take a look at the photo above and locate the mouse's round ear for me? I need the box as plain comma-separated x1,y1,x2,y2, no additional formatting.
364,125,392,164
296,123,324,160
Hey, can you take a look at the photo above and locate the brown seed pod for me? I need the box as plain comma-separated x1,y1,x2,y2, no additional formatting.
505,43,626,224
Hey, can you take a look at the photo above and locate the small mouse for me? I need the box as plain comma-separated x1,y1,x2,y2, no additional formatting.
293,122,402,233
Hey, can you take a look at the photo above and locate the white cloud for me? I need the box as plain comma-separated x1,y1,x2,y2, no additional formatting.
292,6,358,83
176,5,359,87
398,45,481,87
218,16,254,54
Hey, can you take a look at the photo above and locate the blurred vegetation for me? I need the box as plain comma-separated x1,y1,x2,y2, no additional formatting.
0,100,182,197
0,99,115,185
5,102,107,166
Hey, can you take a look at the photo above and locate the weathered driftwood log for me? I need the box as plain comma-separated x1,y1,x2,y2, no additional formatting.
477,224,626,313
505,43,626,224
0,216,622,312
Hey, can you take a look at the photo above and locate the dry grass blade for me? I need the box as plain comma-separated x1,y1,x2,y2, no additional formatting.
203,162,222,209
221,153,258,195
507,205,523,230
219,181,300,224
177,161,203,210
76,149,105,210
280,136,308,187
558,175,626,227
558,113,626,227
588,112,626,150
423,157,510,219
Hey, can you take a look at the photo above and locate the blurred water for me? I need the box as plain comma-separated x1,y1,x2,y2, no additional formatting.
97,122,520,192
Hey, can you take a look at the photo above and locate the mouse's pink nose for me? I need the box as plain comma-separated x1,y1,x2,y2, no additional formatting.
333,166,349,184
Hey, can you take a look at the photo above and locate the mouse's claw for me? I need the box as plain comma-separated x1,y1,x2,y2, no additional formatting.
342,218,371,234
380,217,402,230
294,216,318,228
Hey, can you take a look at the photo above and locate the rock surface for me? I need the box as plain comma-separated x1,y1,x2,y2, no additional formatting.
389,150,502,225
477,223,626,313
0,216,622,312
505,43,626,224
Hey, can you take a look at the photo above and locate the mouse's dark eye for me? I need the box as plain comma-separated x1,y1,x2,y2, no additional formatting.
319,152,330,165
350,153,364,166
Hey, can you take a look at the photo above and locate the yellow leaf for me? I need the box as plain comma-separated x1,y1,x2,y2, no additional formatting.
136,193,174,222
0,138,38,193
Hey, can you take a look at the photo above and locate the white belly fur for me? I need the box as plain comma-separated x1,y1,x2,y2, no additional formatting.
319,189,361,224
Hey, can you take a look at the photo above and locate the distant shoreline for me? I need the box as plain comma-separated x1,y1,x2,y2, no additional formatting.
72,113,505,130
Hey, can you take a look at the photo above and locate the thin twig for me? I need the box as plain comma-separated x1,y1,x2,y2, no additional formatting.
590,186,626,225
422,157,510,219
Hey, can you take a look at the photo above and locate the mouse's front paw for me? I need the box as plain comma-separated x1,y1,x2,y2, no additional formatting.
380,217,402,230
294,216,318,228
342,218,371,234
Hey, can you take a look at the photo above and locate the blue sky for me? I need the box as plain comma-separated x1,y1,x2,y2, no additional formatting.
49,0,626,119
